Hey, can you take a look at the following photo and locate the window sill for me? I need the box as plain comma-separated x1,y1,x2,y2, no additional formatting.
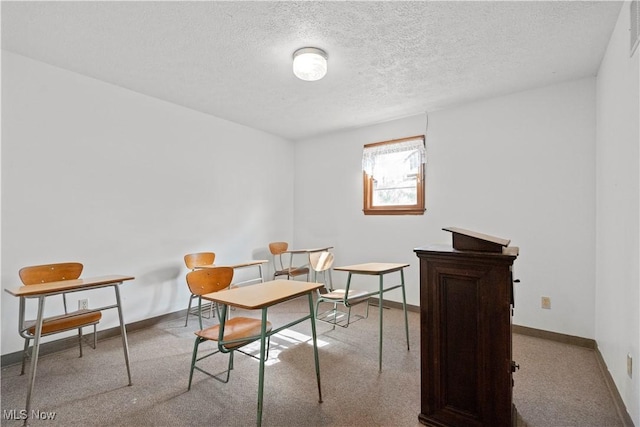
363,208,425,216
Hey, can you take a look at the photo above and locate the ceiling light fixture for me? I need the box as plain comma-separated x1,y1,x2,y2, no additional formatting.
292,47,328,81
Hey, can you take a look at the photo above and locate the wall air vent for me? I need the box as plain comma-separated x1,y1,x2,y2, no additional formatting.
632,0,640,56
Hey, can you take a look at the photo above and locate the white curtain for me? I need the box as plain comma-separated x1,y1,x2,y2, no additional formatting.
362,137,425,181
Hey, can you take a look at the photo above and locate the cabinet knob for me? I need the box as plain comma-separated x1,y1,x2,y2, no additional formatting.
513,279,521,283
511,361,520,372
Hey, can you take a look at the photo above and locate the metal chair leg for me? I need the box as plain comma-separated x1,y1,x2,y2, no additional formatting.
77,327,84,358
188,337,201,390
188,337,235,388
20,338,29,375
185,294,195,327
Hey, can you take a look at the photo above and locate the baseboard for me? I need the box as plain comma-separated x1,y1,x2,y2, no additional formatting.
512,324,596,349
513,324,634,427
1,310,186,368
594,345,636,427
367,296,420,313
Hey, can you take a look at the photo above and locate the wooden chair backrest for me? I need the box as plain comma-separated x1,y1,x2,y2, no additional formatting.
19,262,83,285
186,267,234,297
184,252,215,270
310,252,334,273
268,242,288,255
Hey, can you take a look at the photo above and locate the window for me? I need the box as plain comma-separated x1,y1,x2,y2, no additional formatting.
362,135,425,215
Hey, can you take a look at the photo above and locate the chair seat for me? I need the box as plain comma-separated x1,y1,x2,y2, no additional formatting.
321,288,371,303
196,317,272,349
25,310,102,335
274,267,309,277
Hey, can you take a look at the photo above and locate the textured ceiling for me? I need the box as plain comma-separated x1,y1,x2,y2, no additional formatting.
1,1,623,140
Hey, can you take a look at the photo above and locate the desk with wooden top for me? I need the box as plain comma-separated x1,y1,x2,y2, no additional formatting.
193,260,268,318
5,275,135,424
282,246,333,255
195,259,268,286
283,246,333,276
333,262,410,371
202,279,323,427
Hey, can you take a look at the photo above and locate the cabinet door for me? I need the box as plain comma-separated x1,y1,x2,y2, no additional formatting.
419,256,513,427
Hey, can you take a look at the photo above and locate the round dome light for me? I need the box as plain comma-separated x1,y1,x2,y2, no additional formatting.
292,47,328,81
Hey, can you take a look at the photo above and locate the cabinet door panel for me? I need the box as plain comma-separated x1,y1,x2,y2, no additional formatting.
441,274,479,415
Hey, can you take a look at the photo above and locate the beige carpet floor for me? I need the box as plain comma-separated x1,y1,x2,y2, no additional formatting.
0,297,625,426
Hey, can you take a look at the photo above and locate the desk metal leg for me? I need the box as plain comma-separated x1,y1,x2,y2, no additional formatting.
24,296,45,426
378,275,384,372
400,269,410,350
256,307,268,427
341,273,354,329
308,293,323,403
114,285,132,385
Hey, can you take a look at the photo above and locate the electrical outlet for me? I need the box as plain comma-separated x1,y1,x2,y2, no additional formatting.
628,354,633,378
541,296,551,309
78,299,88,310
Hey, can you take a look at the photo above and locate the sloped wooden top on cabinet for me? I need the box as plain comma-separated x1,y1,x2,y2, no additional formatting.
443,227,511,253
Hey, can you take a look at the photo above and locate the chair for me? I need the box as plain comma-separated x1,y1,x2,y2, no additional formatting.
268,241,309,281
17,262,102,375
309,251,334,291
312,253,372,328
184,252,216,327
187,267,272,387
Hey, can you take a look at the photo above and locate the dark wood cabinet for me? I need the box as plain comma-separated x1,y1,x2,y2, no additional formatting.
414,228,519,427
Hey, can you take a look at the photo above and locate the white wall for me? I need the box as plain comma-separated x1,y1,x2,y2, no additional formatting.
1,52,296,354
295,78,597,339
2,16,636,421
595,1,640,424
